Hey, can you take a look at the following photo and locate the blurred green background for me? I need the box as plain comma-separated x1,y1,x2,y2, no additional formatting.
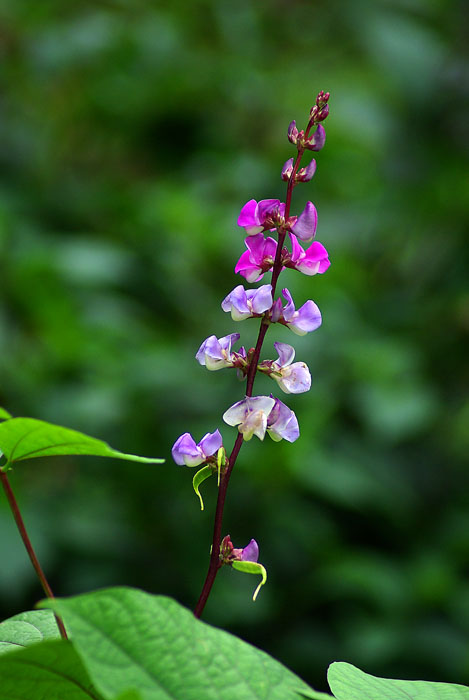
0,0,468,691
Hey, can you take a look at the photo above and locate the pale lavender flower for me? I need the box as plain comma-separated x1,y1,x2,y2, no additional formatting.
221,284,273,321
271,288,322,335
172,430,223,467
291,201,318,242
237,199,286,236
234,234,278,283
223,396,276,441
196,333,240,371
269,342,311,394
267,397,300,443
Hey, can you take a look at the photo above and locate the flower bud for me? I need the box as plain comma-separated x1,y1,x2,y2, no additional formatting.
304,124,326,152
296,159,316,182
287,120,299,145
316,103,329,122
281,157,294,181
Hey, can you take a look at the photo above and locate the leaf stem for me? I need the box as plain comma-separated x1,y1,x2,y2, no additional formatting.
194,129,312,617
0,469,68,640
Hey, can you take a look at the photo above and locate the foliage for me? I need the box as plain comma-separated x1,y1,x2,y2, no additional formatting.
1,589,469,699
326,662,469,700
0,587,315,700
0,417,164,466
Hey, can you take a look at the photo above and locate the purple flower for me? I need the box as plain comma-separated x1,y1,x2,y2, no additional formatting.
231,538,259,563
286,233,330,276
237,199,286,236
291,201,318,242
172,430,223,467
196,333,241,370
221,284,273,321
304,124,326,151
296,159,317,182
234,234,278,283
269,342,311,394
223,395,276,441
271,288,322,336
267,397,300,443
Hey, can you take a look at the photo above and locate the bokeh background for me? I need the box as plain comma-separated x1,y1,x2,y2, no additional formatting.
0,0,468,692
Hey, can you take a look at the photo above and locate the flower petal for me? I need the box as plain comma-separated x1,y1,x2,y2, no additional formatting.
171,432,203,467
291,201,317,242
241,539,259,563
273,341,295,367
198,429,223,458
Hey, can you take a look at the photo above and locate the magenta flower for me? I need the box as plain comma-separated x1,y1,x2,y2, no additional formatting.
268,342,311,394
221,284,273,321
266,397,300,442
237,199,286,236
223,396,276,441
291,201,318,242
234,234,278,283
271,288,322,335
287,121,326,152
281,158,316,184
285,233,330,276
172,430,223,467
196,333,241,371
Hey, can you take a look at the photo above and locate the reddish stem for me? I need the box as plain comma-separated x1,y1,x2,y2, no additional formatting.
0,470,68,640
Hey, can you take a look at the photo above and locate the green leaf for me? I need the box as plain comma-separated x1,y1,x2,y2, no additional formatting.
0,418,164,465
327,662,469,699
232,560,267,601
192,464,214,510
41,586,313,700
0,638,105,700
0,609,60,655
0,407,12,421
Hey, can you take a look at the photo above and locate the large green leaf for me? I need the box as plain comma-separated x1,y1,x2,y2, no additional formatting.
42,586,313,700
327,662,469,699
0,638,104,700
0,609,60,655
0,418,164,465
